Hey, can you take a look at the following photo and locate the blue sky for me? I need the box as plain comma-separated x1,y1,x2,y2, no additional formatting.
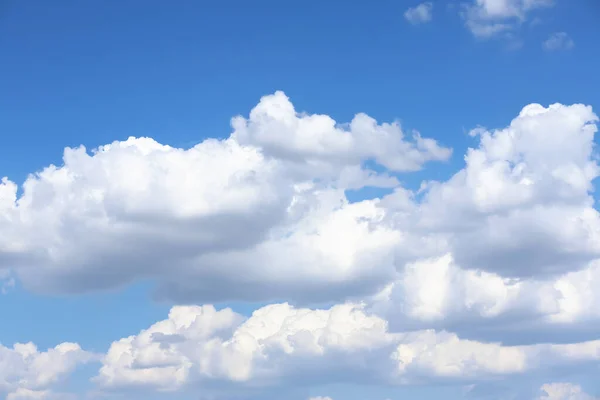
1,1,600,399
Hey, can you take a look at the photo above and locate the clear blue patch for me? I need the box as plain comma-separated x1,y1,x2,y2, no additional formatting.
345,186,395,203
0,282,169,352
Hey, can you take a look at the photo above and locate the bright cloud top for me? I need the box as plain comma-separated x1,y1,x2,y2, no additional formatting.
95,302,600,391
539,382,598,400
0,92,599,398
404,2,433,24
0,93,598,306
461,0,554,38
0,91,451,304
0,342,94,400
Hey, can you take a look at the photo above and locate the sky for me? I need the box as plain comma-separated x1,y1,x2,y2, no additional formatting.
1,0,600,399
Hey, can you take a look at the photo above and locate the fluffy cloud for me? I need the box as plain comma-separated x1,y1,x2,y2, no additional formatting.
95,303,398,390
404,2,433,24
388,103,600,280
0,92,449,304
1,92,599,398
543,32,575,51
0,342,94,398
94,302,600,392
368,254,600,343
460,0,554,38
232,91,451,173
539,382,597,400
0,93,599,313
364,102,600,341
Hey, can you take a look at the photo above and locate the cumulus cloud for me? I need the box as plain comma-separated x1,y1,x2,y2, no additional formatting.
0,94,598,313
543,32,575,51
396,103,600,279
368,254,600,343
0,92,599,399
94,302,600,392
0,91,450,304
0,342,94,398
232,91,451,173
404,2,433,24
460,0,554,38
361,103,600,343
539,382,597,400
95,303,398,390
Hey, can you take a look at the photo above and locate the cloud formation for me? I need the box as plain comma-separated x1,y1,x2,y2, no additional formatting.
0,342,94,399
1,94,598,307
0,91,451,304
368,255,600,345
539,382,598,400
404,2,433,24
543,32,575,51
95,302,600,392
461,0,554,38
0,92,599,399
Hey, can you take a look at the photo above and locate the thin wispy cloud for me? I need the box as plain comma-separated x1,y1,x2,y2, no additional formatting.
461,0,554,38
404,2,433,24
543,31,575,51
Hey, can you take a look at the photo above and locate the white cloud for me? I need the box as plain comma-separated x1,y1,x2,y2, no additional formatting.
95,303,398,389
0,342,94,397
398,103,600,279
232,91,450,173
94,302,600,392
404,2,433,24
362,103,600,342
461,0,554,38
6,389,50,400
0,92,450,304
0,94,598,318
543,32,575,51
1,92,600,398
368,254,600,336
539,382,597,400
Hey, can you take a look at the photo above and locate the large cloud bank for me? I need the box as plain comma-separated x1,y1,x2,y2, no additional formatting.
1,92,599,399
